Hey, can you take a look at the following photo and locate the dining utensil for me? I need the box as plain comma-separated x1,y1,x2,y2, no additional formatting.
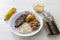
42,13,54,35
46,12,60,34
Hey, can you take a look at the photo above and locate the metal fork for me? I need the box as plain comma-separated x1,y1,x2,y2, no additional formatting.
46,12,60,34
42,12,54,35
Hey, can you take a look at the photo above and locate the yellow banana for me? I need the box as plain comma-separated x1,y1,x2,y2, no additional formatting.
4,8,16,21
25,14,35,22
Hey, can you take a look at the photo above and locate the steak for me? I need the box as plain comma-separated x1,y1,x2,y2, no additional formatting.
15,14,27,28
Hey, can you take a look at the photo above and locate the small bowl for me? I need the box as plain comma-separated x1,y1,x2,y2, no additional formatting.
9,11,43,37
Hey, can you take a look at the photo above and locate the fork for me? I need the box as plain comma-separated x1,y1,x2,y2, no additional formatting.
46,12,60,34
42,12,54,35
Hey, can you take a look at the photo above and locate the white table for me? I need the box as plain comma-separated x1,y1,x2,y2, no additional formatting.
0,0,60,40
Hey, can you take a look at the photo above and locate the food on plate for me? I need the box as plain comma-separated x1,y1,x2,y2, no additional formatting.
15,11,40,34
4,8,16,21
16,22,33,34
25,14,35,22
33,4,44,12
15,14,27,28
29,19,40,30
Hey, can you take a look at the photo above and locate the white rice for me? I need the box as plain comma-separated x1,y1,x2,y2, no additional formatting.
16,22,33,34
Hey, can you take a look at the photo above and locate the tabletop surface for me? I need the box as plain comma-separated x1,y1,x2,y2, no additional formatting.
0,0,60,40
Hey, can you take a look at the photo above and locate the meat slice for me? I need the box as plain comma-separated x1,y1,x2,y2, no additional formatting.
15,14,27,28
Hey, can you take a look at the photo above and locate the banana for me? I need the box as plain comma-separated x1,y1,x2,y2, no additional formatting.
4,8,16,21
25,14,35,22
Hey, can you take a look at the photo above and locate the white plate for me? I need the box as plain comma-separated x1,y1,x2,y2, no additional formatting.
9,11,43,37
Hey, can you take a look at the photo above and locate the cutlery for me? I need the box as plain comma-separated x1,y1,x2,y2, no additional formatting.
46,13,60,34
42,13,54,35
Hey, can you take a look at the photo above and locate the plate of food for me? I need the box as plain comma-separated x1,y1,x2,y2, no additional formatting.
9,11,43,37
